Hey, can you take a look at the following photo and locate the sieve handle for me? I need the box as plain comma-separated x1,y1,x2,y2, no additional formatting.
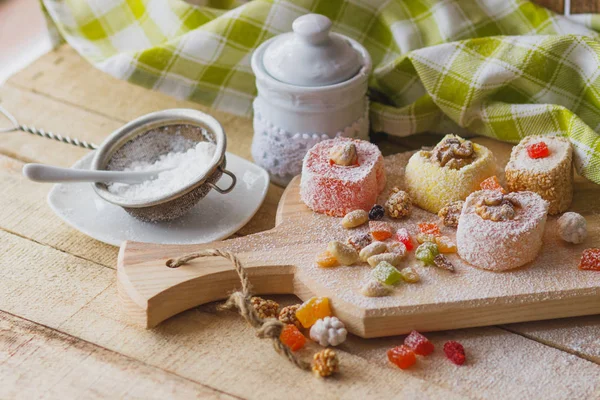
23,163,168,184
208,167,237,194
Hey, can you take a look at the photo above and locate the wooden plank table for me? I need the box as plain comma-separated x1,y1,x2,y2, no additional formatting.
1,45,599,399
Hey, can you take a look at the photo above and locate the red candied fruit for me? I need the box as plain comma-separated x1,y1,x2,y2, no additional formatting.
579,248,600,271
418,222,441,237
480,176,506,194
396,228,414,251
443,341,466,365
404,330,435,356
280,324,306,352
387,345,416,369
526,142,550,159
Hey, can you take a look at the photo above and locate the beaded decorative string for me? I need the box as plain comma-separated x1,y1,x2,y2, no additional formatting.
165,249,339,378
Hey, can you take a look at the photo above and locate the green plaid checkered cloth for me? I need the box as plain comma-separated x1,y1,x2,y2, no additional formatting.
41,0,600,183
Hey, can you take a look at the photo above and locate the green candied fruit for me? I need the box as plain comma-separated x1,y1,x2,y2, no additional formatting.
416,242,439,265
372,261,402,285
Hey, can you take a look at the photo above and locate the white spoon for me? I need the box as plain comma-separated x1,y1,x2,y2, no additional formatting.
23,163,169,184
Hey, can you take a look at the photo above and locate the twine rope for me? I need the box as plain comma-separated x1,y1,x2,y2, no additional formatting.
166,249,310,371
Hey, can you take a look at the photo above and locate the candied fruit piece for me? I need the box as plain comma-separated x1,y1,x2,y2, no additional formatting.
370,221,394,241
369,204,385,220
418,222,441,237
296,297,332,328
396,228,414,251
579,248,600,271
387,242,407,256
342,209,369,229
404,331,434,356
480,175,506,194
443,341,466,365
347,233,372,251
400,266,420,283
387,345,416,369
415,242,440,265
526,141,550,159
435,236,457,253
372,261,402,285
327,241,359,265
280,324,306,352
316,250,338,268
416,232,436,244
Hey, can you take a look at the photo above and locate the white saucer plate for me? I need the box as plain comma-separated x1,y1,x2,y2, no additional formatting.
48,152,269,246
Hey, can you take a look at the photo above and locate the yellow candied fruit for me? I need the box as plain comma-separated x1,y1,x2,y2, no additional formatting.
296,297,332,328
435,236,457,253
316,250,338,268
416,233,436,244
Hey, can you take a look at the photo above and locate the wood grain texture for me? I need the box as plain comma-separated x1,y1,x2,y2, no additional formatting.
2,45,600,398
0,311,236,400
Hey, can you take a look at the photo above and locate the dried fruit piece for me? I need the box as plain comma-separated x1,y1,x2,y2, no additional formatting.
310,316,347,347
385,188,412,219
296,297,332,328
280,324,306,352
480,175,506,193
359,241,388,262
526,141,550,159
418,222,441,236
347,232,372,251
400,267,420,283
250,297,279,319
443,341,466,365
404,331,434,356
279,305,302,328
370,221,394,241
416,232,436,244
435,236,457,253
579,248,600,271
327,241,359,266
433,254,455,272
558,212,587,244
360,280,392,297
438,200,464,228
342,209,369,229
369,204,385,220
329,142,358,166
387,242,407,257
316,250,338,268
367,252,402,268
387,345,417,369
372,261,402,285
312,349,339,377
415,242,440,265
396,228,414,251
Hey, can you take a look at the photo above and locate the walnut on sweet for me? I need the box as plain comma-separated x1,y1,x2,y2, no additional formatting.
312,349,340,377
438,200,464,227
250,297,279,319
424,136,475,170
475,193,520,222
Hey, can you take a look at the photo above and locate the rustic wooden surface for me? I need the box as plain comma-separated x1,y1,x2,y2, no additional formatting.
1,45,600,399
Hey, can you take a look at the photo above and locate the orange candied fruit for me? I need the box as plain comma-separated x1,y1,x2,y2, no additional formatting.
316,250,338,268
435,236,457,253
387,345,416,369
295,297,332,328
370,221,394,241
579,248,600,271
480,176,506,194
280,324,306,351
418,222,441,237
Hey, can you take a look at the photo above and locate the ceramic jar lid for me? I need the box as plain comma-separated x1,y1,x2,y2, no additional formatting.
262,14,363,87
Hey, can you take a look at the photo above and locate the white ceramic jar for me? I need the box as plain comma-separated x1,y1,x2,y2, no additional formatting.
251,14,372,185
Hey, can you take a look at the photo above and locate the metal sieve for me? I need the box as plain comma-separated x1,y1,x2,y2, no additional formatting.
91,109,236,222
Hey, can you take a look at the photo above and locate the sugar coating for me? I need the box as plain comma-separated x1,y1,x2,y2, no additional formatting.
404,135,496,213
300,138,386,217
506,135,573,215
457,190,549,271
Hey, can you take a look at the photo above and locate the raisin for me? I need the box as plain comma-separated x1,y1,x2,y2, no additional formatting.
369,204,385,221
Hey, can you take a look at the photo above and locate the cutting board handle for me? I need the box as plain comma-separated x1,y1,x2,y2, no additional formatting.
117,228,314,328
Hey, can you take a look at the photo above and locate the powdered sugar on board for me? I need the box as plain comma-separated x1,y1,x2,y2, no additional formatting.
230,150,600,315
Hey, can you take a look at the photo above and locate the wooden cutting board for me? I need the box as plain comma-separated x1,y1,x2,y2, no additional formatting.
117,139,600,338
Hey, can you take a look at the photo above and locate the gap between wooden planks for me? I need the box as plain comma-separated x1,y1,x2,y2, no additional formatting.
1,45,600,398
